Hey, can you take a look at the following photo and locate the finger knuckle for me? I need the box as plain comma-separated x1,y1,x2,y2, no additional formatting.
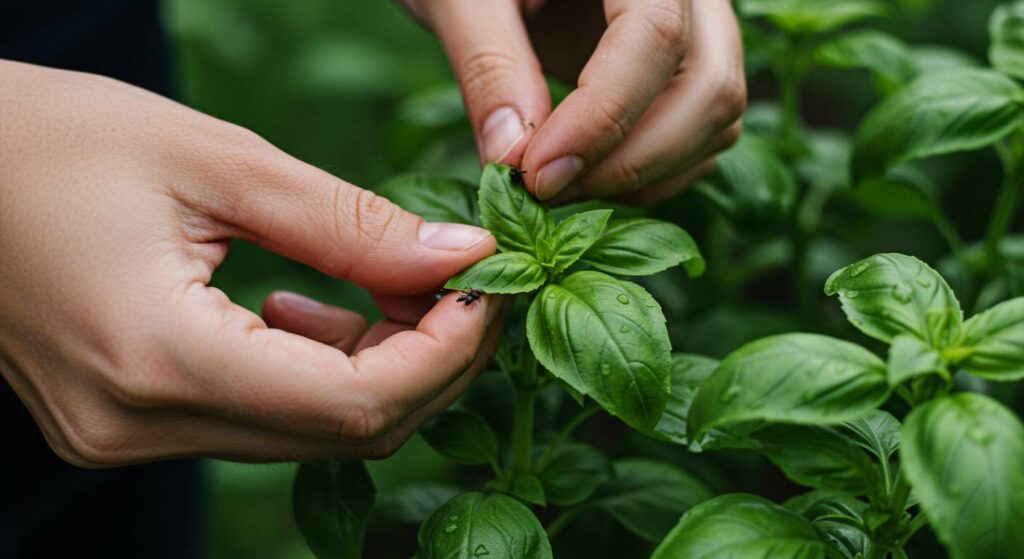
642,1,690,61
608,158,649,193
591,91,633,144
62,416,130,467
337,399,391,443
458,49,521,104
346,187,405,245
708,69,747,128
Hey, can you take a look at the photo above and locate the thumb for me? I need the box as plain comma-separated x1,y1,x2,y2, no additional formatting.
421,0,551,165
195,134,495,295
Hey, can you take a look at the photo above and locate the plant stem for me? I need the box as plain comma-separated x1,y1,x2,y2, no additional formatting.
985,142,1022,274
545,505,583,538
512,389,536,473
537,403,600,470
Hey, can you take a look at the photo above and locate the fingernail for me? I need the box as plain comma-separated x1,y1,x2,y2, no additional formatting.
273,291,323,313
485,295,505,326
536,156,584,200
419,222,492,251
547,183,583,207
481,107,526,163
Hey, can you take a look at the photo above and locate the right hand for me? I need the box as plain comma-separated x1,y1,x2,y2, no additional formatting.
0,60,501,467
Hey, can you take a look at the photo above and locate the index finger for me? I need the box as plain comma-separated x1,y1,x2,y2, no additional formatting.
168,286,498,445
522,0,692,200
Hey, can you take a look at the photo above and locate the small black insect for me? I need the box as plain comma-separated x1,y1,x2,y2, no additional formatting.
509,166,526,185
435,288,449,301
456,288,485,306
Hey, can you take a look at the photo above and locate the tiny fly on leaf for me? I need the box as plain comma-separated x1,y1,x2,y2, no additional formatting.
509,167,526,185
456,288,484,305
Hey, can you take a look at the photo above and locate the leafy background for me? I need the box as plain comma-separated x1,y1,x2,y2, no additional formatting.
160,0,1017,557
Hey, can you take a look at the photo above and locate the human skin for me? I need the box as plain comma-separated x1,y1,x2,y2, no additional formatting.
0,60,503,467
402,0,746,205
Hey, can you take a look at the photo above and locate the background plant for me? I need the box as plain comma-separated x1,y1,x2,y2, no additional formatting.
161,0,1024,557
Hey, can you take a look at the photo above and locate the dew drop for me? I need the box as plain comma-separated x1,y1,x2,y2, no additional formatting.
619,325,630,333
616,294,630,304
474,545,490,557
892,283,913,303
448,514,459,522
968,426,993,445
601,363,612,376
546,292,557,300
444,524,458,534
721,384,742,404
916,278,931,288
841,289,860,299
849,262,871,277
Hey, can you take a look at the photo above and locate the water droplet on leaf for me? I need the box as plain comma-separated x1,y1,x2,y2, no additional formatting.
892,283,913,303
968,426,993,445
601,364,612,376
444,524,458,534
616,294,630,304
448,514,459,522
916,278,931,288
619,325,630,333
849,262,871,277
474,545,490,557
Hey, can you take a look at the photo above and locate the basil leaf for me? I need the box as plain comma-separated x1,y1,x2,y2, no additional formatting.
901,393,1024,559
835,410,901,462
825,253,964,348
655,354,721,444
797,129,851,193
376,175,478,226
582,218,705,277
293,460,375,559
418,492,552,559
547,209,612,273
374,482,462,526
851,69,1024,182
888,334,946,385
444,253,547,294
487,472,547,506
536,443,612,506
741,0,886,34
478,163,552,255
652,493,826,559
688,333,890,442
815,30,918,94
419,409,499,466
848,167,938,220
957,297,1024,380
740,424,878,494
800,494,872,559
594,459,712,543
990,2,1024,80
527,272,672,432
695,134,797,234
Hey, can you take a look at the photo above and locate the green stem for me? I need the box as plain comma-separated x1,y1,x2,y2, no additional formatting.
899,513,929,546
537,404,600,470
512,389,536,473
985,144,1022,274
546,505,583,538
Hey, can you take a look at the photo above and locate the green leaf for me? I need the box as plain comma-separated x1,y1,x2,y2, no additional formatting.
536,443,612,506
835,410,901,462
741,424,878,493
815,30,918,94
487,472,547,506
695,134,796,234
594,459,712,543
478,163,552,255
990,2,1024,80
418,492,552,559
825,253,964,348
652,493,825,559
293,460,375,559
582,218,705,277
688,333,889,442
375,483,463,526
419,409,499,466
741,0,886,35
901,393,1024,559
444,253,547,294
547,209,612,273
888,334,946,385
655,354,720,444
527,272,671,432
376,175,479,226
847,167,937,220
797,129,851,193
851,69,1024,182
796,493,872,559
957,296,1024,380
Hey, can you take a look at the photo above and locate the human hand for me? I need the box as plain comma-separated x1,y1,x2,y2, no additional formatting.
402,0,745,205
0,60,500,467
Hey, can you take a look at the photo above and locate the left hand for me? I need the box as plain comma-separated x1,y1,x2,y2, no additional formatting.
402,0,746,205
